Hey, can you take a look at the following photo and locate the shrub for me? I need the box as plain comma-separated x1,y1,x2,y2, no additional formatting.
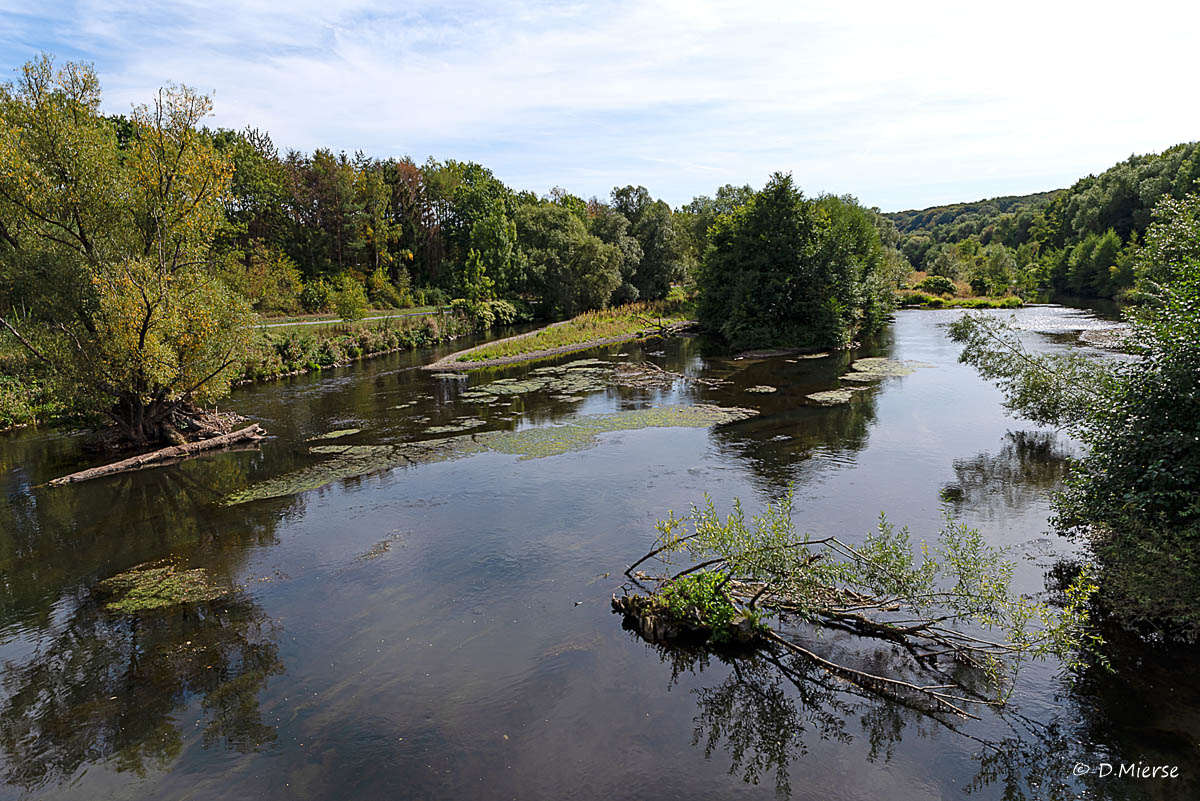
915,275,957,296
367,267,407,309
333,276,368,323
300,279,333,313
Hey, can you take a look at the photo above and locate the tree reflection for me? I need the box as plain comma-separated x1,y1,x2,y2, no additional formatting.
0,595,283,791
649,641,954,798
638,631,1149,800
940,431,1075,517
0,446,297,635
708,394,879,491
0,438,295,792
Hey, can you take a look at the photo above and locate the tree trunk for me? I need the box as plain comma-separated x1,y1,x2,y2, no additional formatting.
48,424,266,486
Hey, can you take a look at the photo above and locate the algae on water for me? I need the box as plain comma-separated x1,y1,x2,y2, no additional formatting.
96,559,230,614
846,358,934,377
806,388,869,406
306,428,362,441
226,404,755,505
426,418,487,434
806,357,935,405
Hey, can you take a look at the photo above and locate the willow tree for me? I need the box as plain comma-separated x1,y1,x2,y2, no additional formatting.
0,56,251,445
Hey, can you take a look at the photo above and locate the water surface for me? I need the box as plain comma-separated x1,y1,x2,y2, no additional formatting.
2,306,1195,800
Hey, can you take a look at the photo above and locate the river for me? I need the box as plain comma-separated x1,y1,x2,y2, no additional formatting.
1,305,1197,800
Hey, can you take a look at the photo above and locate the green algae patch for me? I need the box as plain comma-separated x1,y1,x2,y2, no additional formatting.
225,437,488,504
96,559,230,614
745,385,777,394
226,404,755,504
306,428,361,441
805,358,935,404
838,372,883,384
476,404,755,460
847,358,935,377
426,418,487,434
806,388,869,406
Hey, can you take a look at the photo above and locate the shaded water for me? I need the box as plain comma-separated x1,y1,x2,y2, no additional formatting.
1,307,1196,800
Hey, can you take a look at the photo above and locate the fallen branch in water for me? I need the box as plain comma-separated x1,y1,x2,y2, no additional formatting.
615,488,1102,719
47,424,266,487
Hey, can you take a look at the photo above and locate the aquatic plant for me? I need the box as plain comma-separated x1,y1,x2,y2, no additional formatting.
226,404,755,504
95,559,229,614
619,490,1101,717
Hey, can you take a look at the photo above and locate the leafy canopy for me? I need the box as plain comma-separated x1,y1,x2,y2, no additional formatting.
0,55,251,442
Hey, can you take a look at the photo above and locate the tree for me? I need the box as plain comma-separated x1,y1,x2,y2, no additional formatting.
587,205,642,305
949,194,1200,637
611,185,685,300
514,204,620,317
458,249,494,301
0,56,252,445
333,275,368,322
696,173,893,350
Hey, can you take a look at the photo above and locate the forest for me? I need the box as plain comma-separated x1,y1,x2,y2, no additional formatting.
888,142,1200,299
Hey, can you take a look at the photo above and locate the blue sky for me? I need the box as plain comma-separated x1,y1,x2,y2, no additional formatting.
2,0,1198,211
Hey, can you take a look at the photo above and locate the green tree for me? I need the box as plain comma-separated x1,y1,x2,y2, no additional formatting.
612,185,685,300
458,248,494,301
587,205,642,305
333,275,368,322
0,56,251,445
949,195,1200,636
514,204,620,317
696,173,892,350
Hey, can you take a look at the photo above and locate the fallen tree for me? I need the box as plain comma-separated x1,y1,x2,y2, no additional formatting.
615,489,1100,719
47,424,266,487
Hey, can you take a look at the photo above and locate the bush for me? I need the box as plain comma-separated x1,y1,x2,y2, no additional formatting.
333,276,368,322
367,267,409,309
300,279,333,313
915,275,957,296
415,286,449,307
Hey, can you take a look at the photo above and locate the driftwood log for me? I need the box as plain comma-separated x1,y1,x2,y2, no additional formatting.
47,424,266,487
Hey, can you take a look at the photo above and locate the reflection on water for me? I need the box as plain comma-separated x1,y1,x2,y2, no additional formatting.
0,305,1196,800
0,597,282,791
940,431,1076,518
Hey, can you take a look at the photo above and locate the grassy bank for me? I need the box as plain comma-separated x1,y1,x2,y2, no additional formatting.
895,271,1023,309
895,291,1023,309
238,311,480,382
446,300,693,367
0,311,485,432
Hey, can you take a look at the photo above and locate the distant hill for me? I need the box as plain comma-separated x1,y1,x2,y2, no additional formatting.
885,191,1061,236
883,142,1199,299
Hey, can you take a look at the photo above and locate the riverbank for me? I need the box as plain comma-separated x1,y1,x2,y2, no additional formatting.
237,311,481,384
895,290,1023,309
0,311,486,433
425,301,694,371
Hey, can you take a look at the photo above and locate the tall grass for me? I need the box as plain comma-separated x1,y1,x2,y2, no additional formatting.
455,300,692,363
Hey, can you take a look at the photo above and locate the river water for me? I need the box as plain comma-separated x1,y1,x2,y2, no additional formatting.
1,306,1197,800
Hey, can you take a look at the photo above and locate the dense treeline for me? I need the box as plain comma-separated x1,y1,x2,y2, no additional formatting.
950,193,1200,637
0,55,904,440
889,142,1200,299
206,129,692,317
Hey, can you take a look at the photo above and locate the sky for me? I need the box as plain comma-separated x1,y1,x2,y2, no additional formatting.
2,0,1198,211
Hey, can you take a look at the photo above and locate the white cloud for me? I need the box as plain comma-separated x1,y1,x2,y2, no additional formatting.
3,0,1198,209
